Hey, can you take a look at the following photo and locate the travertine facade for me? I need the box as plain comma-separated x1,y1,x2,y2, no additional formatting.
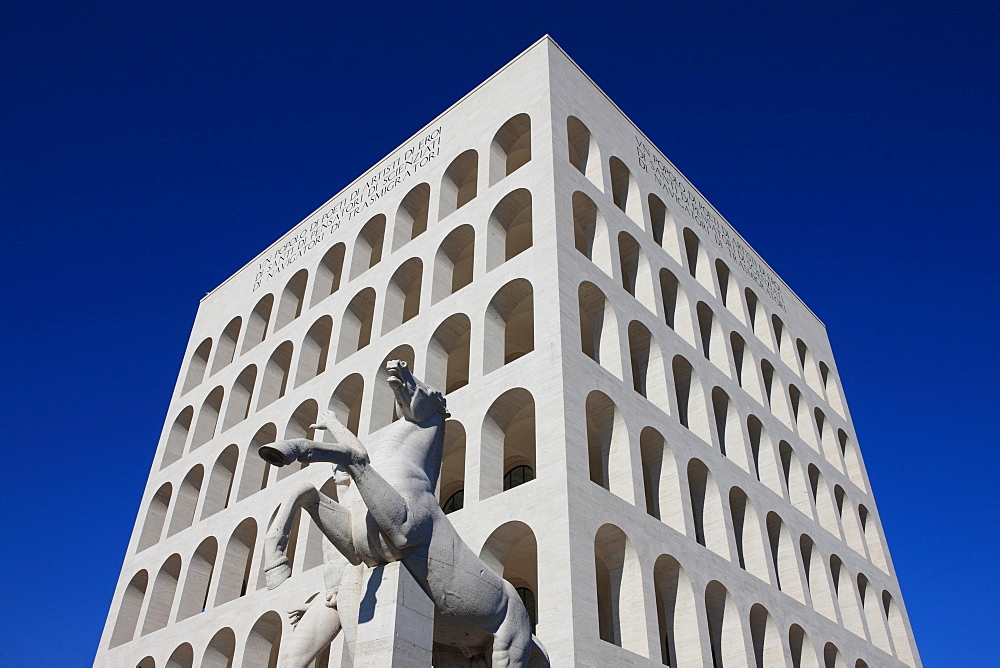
97,37,921,667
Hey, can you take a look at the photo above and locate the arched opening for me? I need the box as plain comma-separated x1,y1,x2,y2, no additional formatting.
242,611,282,668
820,361,847,418
567,115,602,187
481,388,536,500
203,627,237,668
683,228,714,293
829,555,866,638
236,423,276,502
766,511,807,604
797,338,823,394
586,390,633,502
573,191,613,276
858,505,889,572
432,224,475,303
744,288,773,351
780,441,814,518
712,388,750,470
137,657,154,668
161,406,193,469
294,316,333,388
336,288,376,362
165,643,194,668
350,214,386,279
761,359,792,427
182,338,212,394
393,182,431,251
704,580,745,667
211,317,242,375
808,464,841,538
328,373,364,437
370,345,416,432
215,518,257,606
687,459,730,558
653,554,703,666
639,427,684,530
258,342,293,409
490,113,531,185
608,156,642,221
191,387,224,450
731,332,765,404
594,524,646,654
109,570,147,648
439,149,478,219
790,385,819,449
381,257,423,334
486,188,532,270
439,420,466,513
628,320,668,406
274,269,308,331
772,314,798,371
824,643,847,668
729,487,769,581
857,574,892,652
138,483,171,551
202,444,238,519
480,521,539,631
839,429,868,492
167,464,203,536
483,278,533,373
672,355,711,442
243,294,273,354
747,415,783,495
749,604,783,668
222,365,257,431
140,553,182,635
427,313,471,394
618,232,656,311
176,537,218,621
715,260,746,324
815,409,846,474
800,534,837,620
279,399,319,480
648,193,682,261
789,623,819,668
578,281,622,378
660,268,696,346
311,242,346,306
697,302,730,375
882,591,916,665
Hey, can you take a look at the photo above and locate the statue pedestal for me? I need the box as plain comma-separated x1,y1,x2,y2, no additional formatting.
354,561,435,667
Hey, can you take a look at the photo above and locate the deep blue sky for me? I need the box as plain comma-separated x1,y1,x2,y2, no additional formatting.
3,1,997,665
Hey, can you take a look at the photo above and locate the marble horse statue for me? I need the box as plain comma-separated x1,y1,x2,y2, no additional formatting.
259,360,549,667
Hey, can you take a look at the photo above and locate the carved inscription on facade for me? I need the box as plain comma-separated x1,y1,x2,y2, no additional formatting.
635,137,786,311
252,128,443,291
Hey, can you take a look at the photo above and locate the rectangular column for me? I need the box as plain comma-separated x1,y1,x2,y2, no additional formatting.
354,561,435,667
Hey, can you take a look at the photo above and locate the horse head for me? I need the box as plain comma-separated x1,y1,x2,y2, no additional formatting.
386,360,450,424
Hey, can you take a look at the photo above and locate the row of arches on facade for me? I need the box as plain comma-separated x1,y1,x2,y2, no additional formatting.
591,522,914,666
181,112,532,396
162,273,535,470
570,184,847,422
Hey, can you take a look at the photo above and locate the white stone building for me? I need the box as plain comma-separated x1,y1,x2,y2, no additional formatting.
96,37,921,667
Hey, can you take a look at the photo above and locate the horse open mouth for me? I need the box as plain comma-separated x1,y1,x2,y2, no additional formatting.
387,367,403,385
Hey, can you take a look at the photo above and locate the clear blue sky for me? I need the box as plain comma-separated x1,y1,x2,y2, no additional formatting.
2,1,997,665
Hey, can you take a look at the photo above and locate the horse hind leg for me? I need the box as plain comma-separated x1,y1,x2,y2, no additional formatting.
491,584,534,668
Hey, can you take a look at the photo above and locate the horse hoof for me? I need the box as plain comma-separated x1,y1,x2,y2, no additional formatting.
259,441,297,466
265,557,292,590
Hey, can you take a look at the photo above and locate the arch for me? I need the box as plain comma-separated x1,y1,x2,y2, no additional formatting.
672,355,711,442
790,385,819,449
839,429,868,492
808,465,841,538
427,313,471,394
167,464,204,536
800,534,838,621
336,287,376,362
771,315,798,372
439,419,466,512
829,555,866,638
652,554,703,666
202,627,237,668
627,320,668,406
161,406,193,469
109,570,148,647
823,643,847,668
578,281,622,378
815,409,846,474
311,242,346,306
222,365,257,431
432,224,475,303
704,580,745,667
789,624,819,668
294,315,332,388
687,459,730,558
731,332,765,405
242,294,273,354
761,359,793,427
749,604,783,668
215,518,257,605
712,388,751,471
858,505,889,572
202,444,239,519
639,427,684,530
480,521,538,630
729,487,769,582
660,268,696,346
697,302,729,375
780,441,814,519
211,317,242,375
370,345,416,432
350,213,386,279
796,339,823,393
439,149,478,219
882,591,916,664
481,388,536,499
683,228,714,292
486,188,532,270
381,257,423,334
648,193,682,261
608,156,642,222
483,278,533,373
744,288,773,350
138,483,172,551
586,390,633,502
490,113,531,184
593,524,646,654
393,182,431,251
258,342,293,409
567,115,602,186
820,361,847,417
182,338,212,394
177,537,218,621
572,191,613,276
242,610,282,668
274,269,308,331
715,260,746,324
140,553,182,635
834,486,867,556
279,399,319,480
767,511,807,604
857,574,892,652
137,657,155,668
328,373,364,437
191,386,224,450
166,643,194,668
618,232,656,311
747,415,783,495
236,423,276,502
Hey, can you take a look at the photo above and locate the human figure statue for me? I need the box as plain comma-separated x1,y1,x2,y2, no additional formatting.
260,360,549,667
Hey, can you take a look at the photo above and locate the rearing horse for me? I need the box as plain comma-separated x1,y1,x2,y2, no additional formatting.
259,360,549,667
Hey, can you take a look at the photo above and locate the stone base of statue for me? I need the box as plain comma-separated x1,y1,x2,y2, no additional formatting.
354,562,434,667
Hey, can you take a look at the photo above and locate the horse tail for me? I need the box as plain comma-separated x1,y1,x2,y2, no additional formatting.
529,634,551,667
